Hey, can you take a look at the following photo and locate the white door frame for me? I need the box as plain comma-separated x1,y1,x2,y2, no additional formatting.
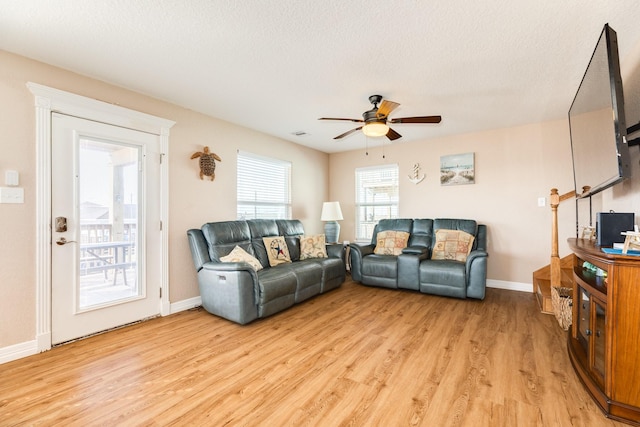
27,82,175,352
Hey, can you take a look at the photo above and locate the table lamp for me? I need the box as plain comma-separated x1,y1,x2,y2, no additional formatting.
321,201,343,243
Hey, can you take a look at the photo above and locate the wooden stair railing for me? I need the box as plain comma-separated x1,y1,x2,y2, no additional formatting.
533,187,581,314
550,188,576,289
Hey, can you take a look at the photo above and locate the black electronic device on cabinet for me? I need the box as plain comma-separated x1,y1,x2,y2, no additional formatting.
596,212,635,247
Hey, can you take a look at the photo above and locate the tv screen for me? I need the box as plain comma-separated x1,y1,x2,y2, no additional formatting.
569,24,631,198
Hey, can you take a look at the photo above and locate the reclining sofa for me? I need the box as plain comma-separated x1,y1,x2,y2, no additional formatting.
350,218,487,299
187,219,346,324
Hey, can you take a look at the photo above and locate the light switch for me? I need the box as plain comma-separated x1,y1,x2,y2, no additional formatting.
537,197,546,207
0,187,24,203
5,170,19,186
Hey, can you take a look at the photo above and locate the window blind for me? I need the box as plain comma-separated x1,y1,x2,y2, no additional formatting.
237,151,291,220
355,164,399,241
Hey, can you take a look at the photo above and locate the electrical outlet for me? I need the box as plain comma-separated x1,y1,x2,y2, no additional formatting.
537,197,546,207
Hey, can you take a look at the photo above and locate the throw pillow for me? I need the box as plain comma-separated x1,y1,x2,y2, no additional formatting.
262,236,292,266
432,229,475,262
300,234,328,260
220,245,263,271
374,230,410,255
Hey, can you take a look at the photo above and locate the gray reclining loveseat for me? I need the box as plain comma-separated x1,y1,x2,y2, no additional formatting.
350,218,487,299
187,219,346,324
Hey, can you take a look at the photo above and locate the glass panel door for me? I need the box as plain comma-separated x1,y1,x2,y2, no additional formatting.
592,298,607,387
78,138,141,310
578,287,591,352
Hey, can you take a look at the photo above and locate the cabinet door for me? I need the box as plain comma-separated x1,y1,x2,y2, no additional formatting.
577,287,591,352
590,297,606,389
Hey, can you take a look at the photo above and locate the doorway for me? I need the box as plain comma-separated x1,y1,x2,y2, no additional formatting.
28,82,174,351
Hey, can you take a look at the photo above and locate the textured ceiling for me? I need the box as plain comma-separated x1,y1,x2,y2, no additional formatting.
2,1,640,153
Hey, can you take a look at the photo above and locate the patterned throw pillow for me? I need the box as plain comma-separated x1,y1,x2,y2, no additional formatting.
262,236,292,266
431,229,475,262
300,234,328,260
220,245,263,271
374,230,410,255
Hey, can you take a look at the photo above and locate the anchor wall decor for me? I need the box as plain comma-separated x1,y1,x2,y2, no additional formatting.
407,163,425,184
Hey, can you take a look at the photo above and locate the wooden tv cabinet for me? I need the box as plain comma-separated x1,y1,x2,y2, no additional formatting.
568,238,640,425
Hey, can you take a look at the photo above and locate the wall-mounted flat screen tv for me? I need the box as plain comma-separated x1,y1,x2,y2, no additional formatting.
569,24,631,198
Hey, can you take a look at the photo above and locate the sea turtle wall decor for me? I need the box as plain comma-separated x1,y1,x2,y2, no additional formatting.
191,146,222,181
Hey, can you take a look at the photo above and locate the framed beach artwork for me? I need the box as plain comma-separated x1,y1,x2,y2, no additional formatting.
440,152,475,186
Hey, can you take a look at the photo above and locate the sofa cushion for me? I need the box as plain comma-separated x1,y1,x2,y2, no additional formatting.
372,219,413,244
431,229,475,262
409,218,434,249
363,254,398,278
374,230,410,255
247,219,279,267
276,219,304,261
263,236,292,266
362,254,398,288
419,259,467,298
287,262,323,302
300,234,328,260
255,267,297,317
433,218,478,250
315,257,346,292
202,220,252,261
220,245,263,271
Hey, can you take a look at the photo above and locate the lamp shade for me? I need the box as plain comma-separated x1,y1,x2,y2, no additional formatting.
321,201,343,221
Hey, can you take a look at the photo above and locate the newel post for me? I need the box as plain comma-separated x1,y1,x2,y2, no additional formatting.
550,188,561,288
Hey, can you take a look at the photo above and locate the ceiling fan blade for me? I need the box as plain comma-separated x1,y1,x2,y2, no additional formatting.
386,127,402,141
376,100,400,119
334,126,363,139
389,115,442,124
318,117,364,123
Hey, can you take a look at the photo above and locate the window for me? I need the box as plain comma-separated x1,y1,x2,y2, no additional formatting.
355,164,399,241
237,151,291,220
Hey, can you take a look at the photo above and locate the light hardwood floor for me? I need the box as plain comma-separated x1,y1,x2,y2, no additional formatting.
0,278,626,426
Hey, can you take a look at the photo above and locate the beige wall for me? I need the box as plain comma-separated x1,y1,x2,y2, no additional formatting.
0,50,328,347
330,120,577,285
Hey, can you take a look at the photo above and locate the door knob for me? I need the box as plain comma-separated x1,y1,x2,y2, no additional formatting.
56,237,77,245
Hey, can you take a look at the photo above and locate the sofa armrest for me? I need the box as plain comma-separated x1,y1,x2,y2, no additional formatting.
202,261,258,274
349,243,374,282
187,229,211,271
397,250,429,290
198,262,259,324
326,243,346,262
402,246,430,257
351,243,374,257
465,250,488,300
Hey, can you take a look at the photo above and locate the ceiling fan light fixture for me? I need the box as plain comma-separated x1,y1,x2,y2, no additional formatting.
362,122,389,137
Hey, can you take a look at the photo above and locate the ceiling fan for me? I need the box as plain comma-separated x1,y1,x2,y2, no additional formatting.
319,95,441,141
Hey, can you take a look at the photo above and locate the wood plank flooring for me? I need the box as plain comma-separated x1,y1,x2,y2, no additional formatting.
0,278,626,426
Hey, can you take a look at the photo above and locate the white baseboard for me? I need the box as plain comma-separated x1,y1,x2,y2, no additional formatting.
0,340,38,364
487,279,532,293
170,296,202,314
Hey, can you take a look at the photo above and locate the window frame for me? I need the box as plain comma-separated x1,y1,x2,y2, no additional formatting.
354,163,399,242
